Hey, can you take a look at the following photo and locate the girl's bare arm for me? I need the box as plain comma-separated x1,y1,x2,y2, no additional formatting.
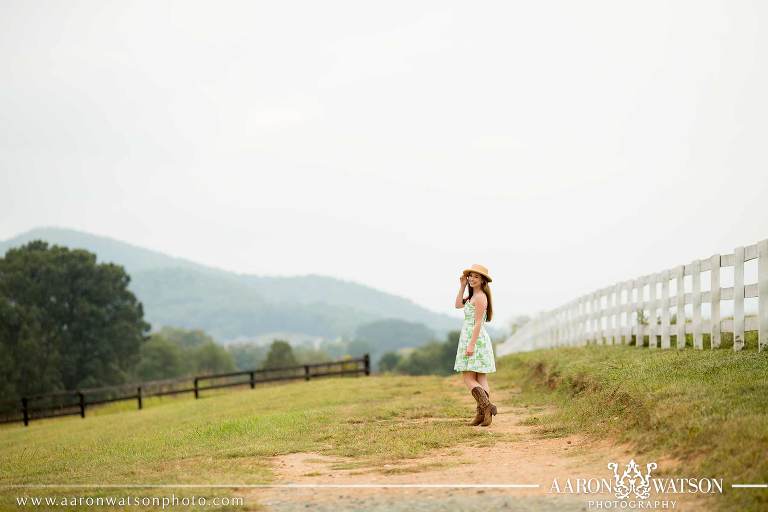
455,275,467,308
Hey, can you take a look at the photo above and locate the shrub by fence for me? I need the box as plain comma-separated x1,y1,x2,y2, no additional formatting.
0,354,370,427
498,239,768,355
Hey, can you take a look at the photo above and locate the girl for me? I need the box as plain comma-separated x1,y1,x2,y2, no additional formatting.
454,264,498,426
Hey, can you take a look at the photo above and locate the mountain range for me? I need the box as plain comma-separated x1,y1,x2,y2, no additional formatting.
1,227,498,344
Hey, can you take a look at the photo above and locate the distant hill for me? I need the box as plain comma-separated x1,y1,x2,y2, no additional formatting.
0,227,477,343
0,226,211,274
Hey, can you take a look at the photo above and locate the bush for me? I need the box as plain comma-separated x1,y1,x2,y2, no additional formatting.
261,339,297,369
383,330,461,376
378,352,402,372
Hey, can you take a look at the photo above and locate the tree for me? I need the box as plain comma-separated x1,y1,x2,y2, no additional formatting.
131,327,236,380
133,335,186,380
0,241,150,397
261,339,297,369
395,342,449,375
227,342,268,371
0,299,59,398
391,330,460,376
293,344,331,365
378,352,402,372
190,341,237,374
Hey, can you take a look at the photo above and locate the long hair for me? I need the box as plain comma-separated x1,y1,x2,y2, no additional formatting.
462,277,493,322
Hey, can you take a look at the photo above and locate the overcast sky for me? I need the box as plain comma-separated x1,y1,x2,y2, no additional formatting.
2,0,767,331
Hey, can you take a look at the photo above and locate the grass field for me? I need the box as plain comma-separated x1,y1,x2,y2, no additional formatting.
0,373,510,511
2,343,766,511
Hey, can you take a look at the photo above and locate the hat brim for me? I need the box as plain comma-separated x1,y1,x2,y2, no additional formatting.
463,269,492,283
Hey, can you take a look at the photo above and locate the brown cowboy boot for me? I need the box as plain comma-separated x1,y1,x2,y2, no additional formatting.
471,386,496,427
486,388,498,417
469,388,496,426
469,397,484,426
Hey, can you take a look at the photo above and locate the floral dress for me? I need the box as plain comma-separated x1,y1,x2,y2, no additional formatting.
454,300,496,373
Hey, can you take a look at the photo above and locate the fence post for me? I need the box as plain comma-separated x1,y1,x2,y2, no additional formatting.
572,299,578,345
561,304,567,346
692,259,702,349
250,371,255,389
611,285,619,344
757,239,768,352
613,290,619,345
584,295,591,345
21,397,29,427
596,292,603,344
587,293,597,345
78,392,85,418
676,266,685,349
561,305,567,346
363,354,370,375
137,386,142,410
661,270,670,349
194,378,199,399
592,293,597,344
304,365,310,381
637,276,645,348
573,300,579,346
734,246,745,351
570,300,576,346
649,274,657,349
592,291,603,345
710,254,721,349
624,281,633,346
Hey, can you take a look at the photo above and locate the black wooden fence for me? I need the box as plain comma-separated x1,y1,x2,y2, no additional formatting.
0,354,370,427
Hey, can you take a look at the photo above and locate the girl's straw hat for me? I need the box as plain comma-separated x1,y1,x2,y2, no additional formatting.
462,263,492,283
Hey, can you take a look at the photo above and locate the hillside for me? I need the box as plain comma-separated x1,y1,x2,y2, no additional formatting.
0,227,472,343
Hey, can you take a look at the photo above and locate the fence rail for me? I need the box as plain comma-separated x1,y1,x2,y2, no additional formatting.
0,354,370,427
497,239,768,355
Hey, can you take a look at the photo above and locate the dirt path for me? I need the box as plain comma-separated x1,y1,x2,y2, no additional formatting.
238,380,714,511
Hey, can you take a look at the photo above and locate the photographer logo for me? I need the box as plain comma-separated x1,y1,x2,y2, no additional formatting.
549,458,723,509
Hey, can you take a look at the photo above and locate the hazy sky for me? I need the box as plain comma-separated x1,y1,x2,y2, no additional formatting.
2,1,767,331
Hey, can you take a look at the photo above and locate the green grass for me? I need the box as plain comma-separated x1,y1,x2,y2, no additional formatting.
4,345,766,511
625,330,760,350
495,343,768,511
0,375,502,511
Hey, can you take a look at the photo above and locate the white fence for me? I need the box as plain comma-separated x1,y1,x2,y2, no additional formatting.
497,239,768,355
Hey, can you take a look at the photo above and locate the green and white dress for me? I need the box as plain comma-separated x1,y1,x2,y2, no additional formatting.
454,300,496,373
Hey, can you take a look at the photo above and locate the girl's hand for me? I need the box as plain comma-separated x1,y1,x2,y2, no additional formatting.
460,274,468,287
465,343,475,356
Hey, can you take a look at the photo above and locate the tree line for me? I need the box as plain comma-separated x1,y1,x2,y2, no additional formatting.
376,330,501,376
0,242,363,401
